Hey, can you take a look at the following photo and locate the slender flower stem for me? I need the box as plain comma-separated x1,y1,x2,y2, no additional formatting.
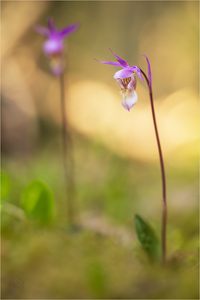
59,73,75,226
140,69,167,264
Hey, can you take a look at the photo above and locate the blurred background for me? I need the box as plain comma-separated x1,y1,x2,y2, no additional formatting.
1,1,199,299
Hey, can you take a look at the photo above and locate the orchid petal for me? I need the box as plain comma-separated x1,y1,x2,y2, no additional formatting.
109,49,128,67
60,24,79,38
143,55,152,86
133,66,143,80
35,25,50,37
122,91,138,111
127,74,137,90
99,60,122,66
127,66,142,80
114,68,133,79
43,38,63,56
50,57,63,76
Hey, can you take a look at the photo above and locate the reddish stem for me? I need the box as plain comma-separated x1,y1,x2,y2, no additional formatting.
140,69,167,263
59,73,75,226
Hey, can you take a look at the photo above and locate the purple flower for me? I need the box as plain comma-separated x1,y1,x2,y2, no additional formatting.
143,55,152,87
36,18,78,76
99,50,143,111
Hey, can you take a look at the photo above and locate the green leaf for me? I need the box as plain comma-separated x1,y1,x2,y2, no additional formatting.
1,171,11,202
21,180,55,224
134,214,160,261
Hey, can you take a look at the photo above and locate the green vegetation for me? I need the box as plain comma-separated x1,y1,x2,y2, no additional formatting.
1,136,198,299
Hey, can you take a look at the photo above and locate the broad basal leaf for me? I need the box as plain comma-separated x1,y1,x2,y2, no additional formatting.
21,180,55,224
134,214,160,261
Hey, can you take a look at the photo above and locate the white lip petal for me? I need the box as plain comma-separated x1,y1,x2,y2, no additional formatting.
121,91,138,111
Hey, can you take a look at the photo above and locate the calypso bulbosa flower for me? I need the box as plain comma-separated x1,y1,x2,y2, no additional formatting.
36,18,78,76
98,49,143,111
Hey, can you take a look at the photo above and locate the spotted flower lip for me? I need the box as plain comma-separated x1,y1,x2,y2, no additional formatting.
36,18,79,56
98,50,143,111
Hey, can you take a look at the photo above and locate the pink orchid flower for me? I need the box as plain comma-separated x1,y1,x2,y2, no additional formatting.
99,50,143,111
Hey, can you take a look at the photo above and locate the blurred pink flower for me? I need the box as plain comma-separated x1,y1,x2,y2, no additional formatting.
36,18,78,76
